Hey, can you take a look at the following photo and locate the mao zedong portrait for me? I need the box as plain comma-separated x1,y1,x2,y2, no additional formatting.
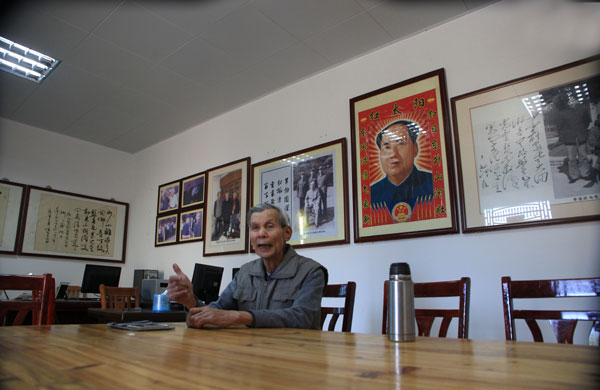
370,120,433,221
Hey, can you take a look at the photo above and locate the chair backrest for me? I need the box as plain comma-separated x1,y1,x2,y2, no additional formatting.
99,284,140,309
501,276,600,344
382,277,471,338
0,274,55,325
320,282,356,332
66,285,82,299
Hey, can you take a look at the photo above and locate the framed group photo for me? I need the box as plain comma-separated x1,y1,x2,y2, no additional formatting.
350,68,458,242
451,55,600,232
251,138,349,249
0,180,26,254
203,158,250,256
19,186,129,263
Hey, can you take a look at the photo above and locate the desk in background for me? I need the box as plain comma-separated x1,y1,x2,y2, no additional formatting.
1,324,598,389
87,308,186,323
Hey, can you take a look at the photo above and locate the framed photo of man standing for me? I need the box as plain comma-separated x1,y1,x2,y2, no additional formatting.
350,69,458,242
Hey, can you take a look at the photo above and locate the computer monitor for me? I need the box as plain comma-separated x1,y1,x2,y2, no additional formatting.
191,264,224,304
81,264,122,294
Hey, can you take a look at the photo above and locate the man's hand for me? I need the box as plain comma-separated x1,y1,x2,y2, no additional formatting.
187,306,253,328
167,263,197,310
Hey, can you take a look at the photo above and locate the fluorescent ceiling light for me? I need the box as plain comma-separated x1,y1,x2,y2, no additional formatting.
0,36,60,83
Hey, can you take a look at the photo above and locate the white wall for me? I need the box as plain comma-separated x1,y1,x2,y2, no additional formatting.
2,1,599,341
0,118,134,283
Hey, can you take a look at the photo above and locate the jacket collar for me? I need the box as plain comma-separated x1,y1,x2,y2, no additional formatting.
249,244,297,279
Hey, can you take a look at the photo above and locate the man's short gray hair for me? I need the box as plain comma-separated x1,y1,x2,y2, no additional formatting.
247,203,290,228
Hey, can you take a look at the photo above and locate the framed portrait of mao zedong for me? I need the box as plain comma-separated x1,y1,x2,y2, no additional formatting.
350,69,458,242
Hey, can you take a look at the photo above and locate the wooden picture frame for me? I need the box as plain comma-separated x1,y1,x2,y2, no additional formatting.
179,208,203,243
19,186,129,263
155,214,178,246
350,68,458,242
251,138,349,249
0,180,26,254
181,172,205,208
203,158,250,256
157,180,180,214
451,55,600,232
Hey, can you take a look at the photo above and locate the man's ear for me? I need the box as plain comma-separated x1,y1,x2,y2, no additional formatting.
283,225,292,242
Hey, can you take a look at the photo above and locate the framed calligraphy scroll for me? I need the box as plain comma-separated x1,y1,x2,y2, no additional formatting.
251,138,349,249
19,186,129,263
203,157,250,256
451,55,600,232
350,69,458,242
0,180,26,254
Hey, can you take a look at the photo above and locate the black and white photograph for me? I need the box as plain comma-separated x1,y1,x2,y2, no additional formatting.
251,139,349,249
540,75,600,200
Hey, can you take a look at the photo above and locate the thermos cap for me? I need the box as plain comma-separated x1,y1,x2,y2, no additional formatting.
390,262,411,276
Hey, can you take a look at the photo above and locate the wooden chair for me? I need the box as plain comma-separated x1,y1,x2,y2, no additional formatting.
320,282,356,332
382,277,471,338
66,285,82,299
501,276,600,344
0,273,55,325
99,284,140,309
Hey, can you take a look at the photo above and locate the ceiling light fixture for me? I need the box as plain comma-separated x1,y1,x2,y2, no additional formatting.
0,36,60,83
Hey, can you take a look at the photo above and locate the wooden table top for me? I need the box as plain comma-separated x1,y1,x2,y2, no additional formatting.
0,324,598,390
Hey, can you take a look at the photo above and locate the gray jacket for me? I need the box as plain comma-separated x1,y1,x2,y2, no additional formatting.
206,245,328,329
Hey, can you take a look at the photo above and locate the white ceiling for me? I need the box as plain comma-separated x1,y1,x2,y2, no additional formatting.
0,0,493,153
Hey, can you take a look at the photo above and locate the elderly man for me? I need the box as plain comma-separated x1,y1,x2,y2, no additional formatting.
167,203,328,329
370,119,433,221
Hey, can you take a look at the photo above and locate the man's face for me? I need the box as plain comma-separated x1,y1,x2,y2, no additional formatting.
379,123,418,185
249,209,292,264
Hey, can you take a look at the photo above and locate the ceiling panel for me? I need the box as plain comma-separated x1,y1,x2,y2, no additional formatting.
92,0,193,63
253,0,365,40
304,12,392,64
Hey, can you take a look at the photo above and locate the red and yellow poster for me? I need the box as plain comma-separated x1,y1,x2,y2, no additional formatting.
358,89,447,228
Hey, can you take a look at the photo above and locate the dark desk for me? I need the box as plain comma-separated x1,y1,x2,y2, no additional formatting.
55,299,101,324
88,308,186,322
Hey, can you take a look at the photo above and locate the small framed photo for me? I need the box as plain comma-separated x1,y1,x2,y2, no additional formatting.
179,208,203,242
203,157,250,256
0,180,26,254
350,69,458,242
156,214,178,246
451,55,600,232
251,138,349,248
181,173,205,208
157,180,180,214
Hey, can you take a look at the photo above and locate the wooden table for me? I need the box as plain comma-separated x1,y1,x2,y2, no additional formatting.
0,325,597,389
87,308,186,322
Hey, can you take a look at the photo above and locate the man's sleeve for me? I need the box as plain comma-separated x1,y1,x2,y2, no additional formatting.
249,268,326,329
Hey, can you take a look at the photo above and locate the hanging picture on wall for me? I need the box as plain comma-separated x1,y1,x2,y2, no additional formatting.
156,214,178,246
179,208,203,242
451,55,600,233
350,68,458,242
181,173,205,208
0,180,26,254
157,180,180,214
203,157,250,256
19,186,129,263
251,138,349,248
